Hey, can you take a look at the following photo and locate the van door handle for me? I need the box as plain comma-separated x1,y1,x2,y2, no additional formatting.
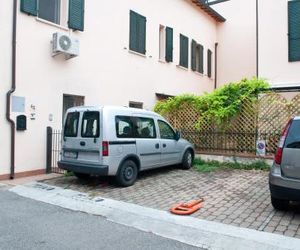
163,144,166,148
80,141,86,146
155,143,159,149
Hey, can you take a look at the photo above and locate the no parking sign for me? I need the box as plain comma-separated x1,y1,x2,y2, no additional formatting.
256,140,266,156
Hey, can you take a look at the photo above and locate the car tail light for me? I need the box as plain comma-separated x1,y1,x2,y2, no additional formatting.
102,141,109,156
274,118,293,165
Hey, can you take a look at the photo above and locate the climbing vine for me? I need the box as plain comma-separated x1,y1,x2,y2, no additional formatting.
154,78,269,128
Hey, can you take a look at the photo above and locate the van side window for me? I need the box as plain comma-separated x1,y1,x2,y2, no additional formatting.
116,116,134,138
285,120,300,149
132,117,156,139
81,111,100,138
158,120,175,140
64,112,79,137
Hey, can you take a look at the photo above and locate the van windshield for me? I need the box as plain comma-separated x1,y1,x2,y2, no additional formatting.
285,120,300,149
64,112,79,137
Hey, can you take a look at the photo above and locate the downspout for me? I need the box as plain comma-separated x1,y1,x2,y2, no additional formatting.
6,0,17,179
214,42,218,89
256,0,259,78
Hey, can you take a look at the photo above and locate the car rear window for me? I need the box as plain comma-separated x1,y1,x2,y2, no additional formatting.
81,111,100,138
285,120,300,149
64,112,79,137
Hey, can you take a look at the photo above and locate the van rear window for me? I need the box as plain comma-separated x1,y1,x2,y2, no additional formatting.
285,120,300,149
64,112,79,137
81,111,100,138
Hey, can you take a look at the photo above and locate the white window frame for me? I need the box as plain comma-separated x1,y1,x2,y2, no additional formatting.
159,25,166,62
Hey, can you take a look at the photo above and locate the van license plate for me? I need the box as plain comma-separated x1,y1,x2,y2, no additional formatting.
64,151,77,158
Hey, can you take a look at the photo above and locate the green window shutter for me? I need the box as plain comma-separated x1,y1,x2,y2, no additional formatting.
288,0,300,62
138,15,146,54
129,10,146,54
199,44,204,74
207,49,212,78
191,40,197,71
165,27,173,62
68,0,85,31
130,11,138,52
180,34,189,68
20,0,37,16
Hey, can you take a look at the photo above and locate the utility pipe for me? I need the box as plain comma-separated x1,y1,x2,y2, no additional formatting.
6,0,17,179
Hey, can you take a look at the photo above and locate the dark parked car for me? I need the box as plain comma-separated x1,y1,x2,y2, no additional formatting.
269,116,300,210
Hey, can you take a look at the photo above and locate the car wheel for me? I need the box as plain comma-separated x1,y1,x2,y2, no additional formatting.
271,196,289,210
116,160,138,187
73,172,90,180
182,150,193,170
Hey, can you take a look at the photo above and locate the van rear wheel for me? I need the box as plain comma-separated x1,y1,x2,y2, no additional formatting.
116,160,138,187
271,196,289,210
73,172,90,180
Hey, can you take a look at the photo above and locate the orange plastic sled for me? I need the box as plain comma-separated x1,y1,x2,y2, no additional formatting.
170,199,204,215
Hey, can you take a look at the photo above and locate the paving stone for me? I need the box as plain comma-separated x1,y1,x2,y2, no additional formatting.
284,230,296,237
276,225,287,232
43,167,300,238
264,226,275,233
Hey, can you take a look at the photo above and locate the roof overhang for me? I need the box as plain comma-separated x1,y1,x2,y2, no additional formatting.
191,0,226,22
270,82,300,92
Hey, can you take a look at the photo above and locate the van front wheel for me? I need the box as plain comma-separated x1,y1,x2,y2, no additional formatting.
182,150,193,170
116,160,138,187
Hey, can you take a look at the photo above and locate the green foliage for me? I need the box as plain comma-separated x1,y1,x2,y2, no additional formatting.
154,78,269,128
193,158,270,173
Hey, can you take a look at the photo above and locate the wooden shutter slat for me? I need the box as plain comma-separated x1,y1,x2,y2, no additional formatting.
68,0,85,31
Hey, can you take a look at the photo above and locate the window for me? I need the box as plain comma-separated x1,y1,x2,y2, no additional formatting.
129,101,143,109
159,25,166,61
81,112,100,138
38,0,61,24
20,0,85,31
285,121,300,149
207,49,212,78
116,116,134,138
288,0,300,62
129,10,146,54
159,26,173,62
191,40,204,74
158,120,175,140
179,34,189,68
64,112,79,137
132,117,156,139
115,116,156,139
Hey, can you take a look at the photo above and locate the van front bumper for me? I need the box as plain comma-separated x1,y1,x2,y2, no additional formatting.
58,161,109,176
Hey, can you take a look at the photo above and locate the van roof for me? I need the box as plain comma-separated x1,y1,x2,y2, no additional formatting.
67,105,163,118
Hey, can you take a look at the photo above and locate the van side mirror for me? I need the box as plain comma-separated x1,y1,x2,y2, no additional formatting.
175,131,181,141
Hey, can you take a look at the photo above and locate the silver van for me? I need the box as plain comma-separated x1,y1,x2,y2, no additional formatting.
58,106,194,186
269,116,300,210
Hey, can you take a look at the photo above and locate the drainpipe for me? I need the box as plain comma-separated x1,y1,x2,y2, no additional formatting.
6,0,17,179
256,0,259,78
214,42,218,89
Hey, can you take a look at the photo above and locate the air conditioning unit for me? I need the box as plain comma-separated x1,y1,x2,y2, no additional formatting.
52,32,79,59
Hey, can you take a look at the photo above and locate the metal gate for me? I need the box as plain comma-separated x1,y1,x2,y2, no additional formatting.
46,127,64,174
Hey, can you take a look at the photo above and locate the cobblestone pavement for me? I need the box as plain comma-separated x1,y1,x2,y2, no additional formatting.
43,167,300,238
